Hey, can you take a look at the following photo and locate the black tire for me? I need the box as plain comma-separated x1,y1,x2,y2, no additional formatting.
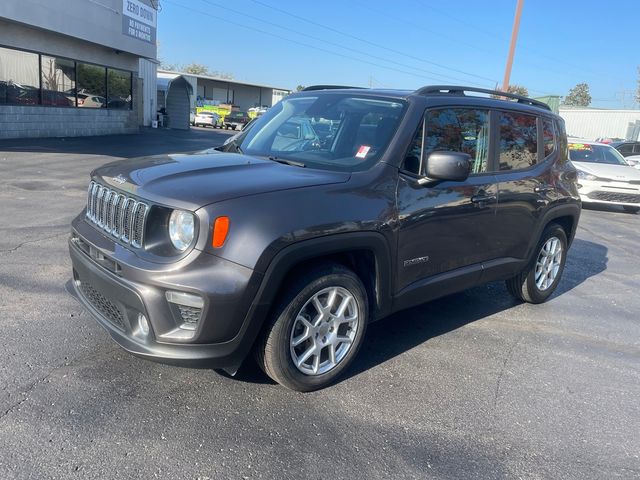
255,264,368,392
506,223,568,304
623,205,640,214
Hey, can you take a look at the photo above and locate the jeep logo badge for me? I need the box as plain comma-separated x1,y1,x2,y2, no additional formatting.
113,174,127,185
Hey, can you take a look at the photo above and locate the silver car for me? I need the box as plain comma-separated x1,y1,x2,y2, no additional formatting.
568,140,640,213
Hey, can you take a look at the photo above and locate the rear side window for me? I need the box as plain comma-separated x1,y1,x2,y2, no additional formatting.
499,112,538,170
543,118,556,157
424,108,490,174
634,144,640,154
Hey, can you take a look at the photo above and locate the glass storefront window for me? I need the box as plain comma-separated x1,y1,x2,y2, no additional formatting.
77,63,106,108
41,56,76,107
0,46,40,105
107,69,132,109
0,47,132,110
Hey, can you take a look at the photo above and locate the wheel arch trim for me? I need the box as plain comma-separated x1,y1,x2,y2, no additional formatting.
527,203,580,260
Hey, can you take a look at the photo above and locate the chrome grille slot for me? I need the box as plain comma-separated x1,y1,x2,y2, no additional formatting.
88,182,99,221
101,190,113,231
131,203,148,248
122,199,136,243
86,182,95,219
111,194,124,237
95,185,105,226
85,181,149,249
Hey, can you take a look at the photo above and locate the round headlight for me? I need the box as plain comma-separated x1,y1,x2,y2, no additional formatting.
169,210,195,251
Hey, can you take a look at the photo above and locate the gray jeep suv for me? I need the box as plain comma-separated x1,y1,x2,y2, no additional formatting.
69,85,581,391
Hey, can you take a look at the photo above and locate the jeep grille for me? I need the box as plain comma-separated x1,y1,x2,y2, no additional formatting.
86,181,149,248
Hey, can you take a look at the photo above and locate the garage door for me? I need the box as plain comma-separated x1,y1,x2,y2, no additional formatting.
166,78,190,130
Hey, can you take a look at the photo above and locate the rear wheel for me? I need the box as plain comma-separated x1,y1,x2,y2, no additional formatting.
506,223,568,304
623,205,640,214
255,264,368,392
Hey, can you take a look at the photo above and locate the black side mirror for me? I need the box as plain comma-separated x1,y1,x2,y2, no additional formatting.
419,151,471,185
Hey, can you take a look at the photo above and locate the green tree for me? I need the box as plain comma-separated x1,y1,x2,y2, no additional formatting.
182,63,209,75
563,83,592,107
505,84,529,97
491,84,529,99
160,62,234,80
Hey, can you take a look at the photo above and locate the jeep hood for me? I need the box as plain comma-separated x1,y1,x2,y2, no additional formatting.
92,151,350,210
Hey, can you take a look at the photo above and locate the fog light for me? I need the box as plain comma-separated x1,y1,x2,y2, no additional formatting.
137,313,150,336
166,291,204,331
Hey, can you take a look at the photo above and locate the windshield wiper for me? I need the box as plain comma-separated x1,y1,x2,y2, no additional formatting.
268,156,306,168
215,138,243,154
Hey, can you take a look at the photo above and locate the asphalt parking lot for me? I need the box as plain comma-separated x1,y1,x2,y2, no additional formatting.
1,128,639,479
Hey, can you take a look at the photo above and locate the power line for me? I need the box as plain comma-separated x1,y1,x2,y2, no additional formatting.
352,0,504,60
245,0,500,85
412,0,605,80
197,0,494,87
163,0,496,87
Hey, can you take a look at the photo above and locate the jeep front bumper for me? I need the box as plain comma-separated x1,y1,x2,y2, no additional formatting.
68,214,267,371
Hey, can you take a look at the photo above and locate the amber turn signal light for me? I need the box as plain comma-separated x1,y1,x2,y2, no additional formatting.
212,216,230,248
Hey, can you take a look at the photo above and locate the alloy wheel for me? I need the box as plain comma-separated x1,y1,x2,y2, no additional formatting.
289,286,359,376
535,236,563,291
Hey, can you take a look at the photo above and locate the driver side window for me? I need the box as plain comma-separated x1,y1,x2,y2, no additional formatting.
404,108,490,176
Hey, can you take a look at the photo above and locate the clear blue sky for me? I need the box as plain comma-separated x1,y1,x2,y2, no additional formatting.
158,0,639,108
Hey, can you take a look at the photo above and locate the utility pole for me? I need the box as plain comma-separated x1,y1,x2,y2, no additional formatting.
501,0,524,92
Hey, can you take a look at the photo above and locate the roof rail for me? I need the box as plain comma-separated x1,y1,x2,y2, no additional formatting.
302,85,364,91
416,85,551,111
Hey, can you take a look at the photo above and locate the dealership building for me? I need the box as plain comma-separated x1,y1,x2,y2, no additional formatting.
0,0,158,139
156,69,291,130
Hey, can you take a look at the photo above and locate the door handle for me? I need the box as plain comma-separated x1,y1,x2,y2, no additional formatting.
534,184,554,194
471,194,497,204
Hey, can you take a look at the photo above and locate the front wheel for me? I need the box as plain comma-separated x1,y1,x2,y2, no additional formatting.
506,223,568,304
623,205,640,214
255,264,368,391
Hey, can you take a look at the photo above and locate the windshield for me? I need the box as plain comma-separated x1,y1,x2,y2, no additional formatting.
235,94,406,171
228,111,246,118
568,142,629,165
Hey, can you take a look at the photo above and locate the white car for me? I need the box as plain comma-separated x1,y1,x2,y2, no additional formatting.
193,111,220,128
623,155,640,170
568,140,640,213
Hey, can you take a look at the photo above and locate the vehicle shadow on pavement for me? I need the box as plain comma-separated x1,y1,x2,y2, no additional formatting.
343,237,608,383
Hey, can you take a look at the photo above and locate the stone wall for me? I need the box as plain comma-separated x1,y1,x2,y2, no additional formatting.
0,106,139,139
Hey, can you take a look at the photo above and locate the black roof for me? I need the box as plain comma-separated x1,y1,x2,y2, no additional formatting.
610,141,640,147
301,84,553,113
